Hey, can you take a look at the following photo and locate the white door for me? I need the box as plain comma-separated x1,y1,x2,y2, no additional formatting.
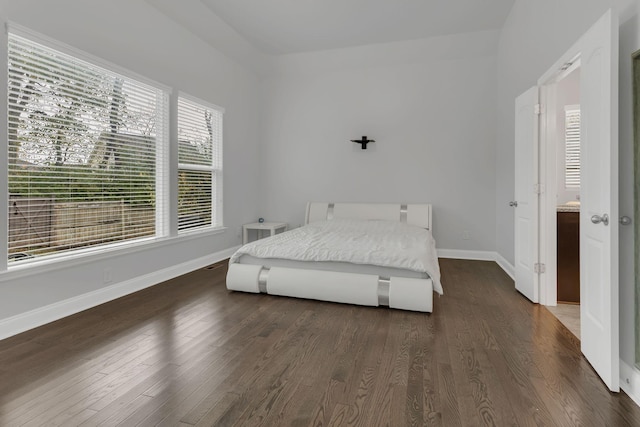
514,87,539,303
579,9,619,392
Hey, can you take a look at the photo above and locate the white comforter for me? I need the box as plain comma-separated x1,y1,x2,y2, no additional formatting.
230,219,443,295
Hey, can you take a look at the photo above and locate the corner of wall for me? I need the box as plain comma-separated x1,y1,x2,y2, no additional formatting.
495,252,515,280
436,249,515,281
621,359,640,407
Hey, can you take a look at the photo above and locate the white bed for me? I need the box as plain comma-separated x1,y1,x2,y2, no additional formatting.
226,202,442,312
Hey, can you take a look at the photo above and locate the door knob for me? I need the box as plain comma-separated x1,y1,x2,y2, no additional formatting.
620,216,632,225
509,201,518,207
591,214,609,226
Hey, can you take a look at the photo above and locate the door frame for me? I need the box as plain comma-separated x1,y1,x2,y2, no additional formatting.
538,55,581,306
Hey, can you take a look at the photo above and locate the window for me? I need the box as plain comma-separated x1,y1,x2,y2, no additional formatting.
8,31,168,263
564,106,581,189
177,95,223,232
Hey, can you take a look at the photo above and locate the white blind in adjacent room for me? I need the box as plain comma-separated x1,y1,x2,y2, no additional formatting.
177,95,223,232
565,107,581,189
7,32,167,262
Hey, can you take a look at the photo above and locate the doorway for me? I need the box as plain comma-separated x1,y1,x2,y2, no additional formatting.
541,64,582,339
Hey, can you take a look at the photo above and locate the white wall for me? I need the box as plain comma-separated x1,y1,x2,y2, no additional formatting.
259,31,499,252
496,0,640,375
0,0,262,334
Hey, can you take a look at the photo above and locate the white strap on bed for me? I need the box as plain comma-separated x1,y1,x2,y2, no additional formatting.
327,203,335,220
258,268,270,293
378,277,390,306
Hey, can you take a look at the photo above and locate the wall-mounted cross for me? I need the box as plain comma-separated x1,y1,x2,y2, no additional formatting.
350,135,375,150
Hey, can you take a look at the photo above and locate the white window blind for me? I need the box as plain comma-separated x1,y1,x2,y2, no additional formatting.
177,95,223,232
565,107,581,189
8,32,168,263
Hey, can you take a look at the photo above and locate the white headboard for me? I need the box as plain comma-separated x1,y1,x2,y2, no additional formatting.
305,202,432,231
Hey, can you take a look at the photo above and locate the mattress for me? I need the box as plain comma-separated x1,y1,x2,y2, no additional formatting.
235,254,428,279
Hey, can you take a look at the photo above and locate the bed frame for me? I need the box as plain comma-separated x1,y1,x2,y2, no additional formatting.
226,202,435,312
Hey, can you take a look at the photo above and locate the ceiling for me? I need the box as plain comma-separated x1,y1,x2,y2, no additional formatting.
199,0,515,55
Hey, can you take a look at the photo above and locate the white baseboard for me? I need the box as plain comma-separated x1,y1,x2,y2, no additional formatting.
437,249,496,261
621,360,640,407
495,253,515,280
437,249,515,281
0,246,239,341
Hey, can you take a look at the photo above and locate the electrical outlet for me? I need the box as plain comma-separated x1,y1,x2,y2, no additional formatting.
103,267,113,284
462,231,471,240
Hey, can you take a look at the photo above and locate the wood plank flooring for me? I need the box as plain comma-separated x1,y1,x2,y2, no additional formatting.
0,258,639,426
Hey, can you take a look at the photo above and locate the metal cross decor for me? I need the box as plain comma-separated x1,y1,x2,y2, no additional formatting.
350,135,375,150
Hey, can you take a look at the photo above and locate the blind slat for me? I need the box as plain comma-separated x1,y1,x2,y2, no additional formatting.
565,109,581,189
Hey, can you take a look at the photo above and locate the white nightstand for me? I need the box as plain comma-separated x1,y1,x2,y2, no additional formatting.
243,222,288,244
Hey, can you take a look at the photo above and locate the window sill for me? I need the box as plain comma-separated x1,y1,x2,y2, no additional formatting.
0,226,228,283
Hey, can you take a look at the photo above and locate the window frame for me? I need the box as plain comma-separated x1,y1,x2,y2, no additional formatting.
5,24,174,267
176,91,224,234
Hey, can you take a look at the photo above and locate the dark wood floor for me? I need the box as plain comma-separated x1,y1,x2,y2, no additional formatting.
0,259,639,426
